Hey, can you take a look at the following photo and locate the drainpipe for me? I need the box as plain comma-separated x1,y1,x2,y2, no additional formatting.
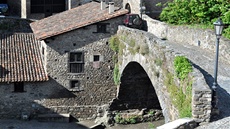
109,2,114,14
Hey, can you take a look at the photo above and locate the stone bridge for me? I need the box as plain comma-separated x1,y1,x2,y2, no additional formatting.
111,26,212,125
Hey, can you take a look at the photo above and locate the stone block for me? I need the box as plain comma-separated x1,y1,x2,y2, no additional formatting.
38,113,70,123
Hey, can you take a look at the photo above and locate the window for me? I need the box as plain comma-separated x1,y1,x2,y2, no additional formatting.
96,23,109,33
69,52,84,73
0,0,7,3
70,80,83,91
14,82,24,92
31,0,65,14
0,66,9,78
94,55,100,62
42,47,45,55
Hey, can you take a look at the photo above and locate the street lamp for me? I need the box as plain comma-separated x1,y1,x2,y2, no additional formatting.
212,18,224,110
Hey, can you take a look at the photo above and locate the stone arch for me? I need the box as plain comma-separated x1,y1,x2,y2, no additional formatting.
125,3,131,13
116,61,161,110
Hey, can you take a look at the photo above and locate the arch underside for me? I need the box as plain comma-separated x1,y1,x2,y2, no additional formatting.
125,3,131,13
115,62,161,110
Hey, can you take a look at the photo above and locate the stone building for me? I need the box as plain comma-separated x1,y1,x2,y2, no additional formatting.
4,0,167,19
123,0,168,19
0,1,128,120
0,33,49,119
6,0,92,19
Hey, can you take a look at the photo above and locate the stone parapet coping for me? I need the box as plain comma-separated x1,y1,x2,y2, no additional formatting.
157,118,197,129
143,14,230,65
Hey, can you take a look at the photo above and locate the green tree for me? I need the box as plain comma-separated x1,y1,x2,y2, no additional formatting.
159,0,230,38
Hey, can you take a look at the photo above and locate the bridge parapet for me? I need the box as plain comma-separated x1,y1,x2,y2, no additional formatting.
143,15,230,65
115,26,212,125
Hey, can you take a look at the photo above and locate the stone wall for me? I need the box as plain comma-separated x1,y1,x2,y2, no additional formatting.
123,0,140,14
157,118,198,129
0,17,32,33
143,0,168,19
39,16,125,119
143,15,230,64
0,14,125,120
116,26,212,125
0,80,98,120
122,0,167,19
7,0,21,17
116,26,180,123
192,68,212,124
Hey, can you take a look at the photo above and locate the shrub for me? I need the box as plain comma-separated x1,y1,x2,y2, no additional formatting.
159,0,230,39
109,35,120,53
114,114,139,124
174,56,192,80
149,123,155,129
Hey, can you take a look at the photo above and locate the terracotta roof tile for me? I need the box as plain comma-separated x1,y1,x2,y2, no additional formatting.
30,1,128,40
0,33,49,82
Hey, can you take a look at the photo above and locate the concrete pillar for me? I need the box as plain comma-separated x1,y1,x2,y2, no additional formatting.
21,0,27,18
109,2,114,14
67,0,71,10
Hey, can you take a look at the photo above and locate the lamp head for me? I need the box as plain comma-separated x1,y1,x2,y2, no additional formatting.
214,18,224,39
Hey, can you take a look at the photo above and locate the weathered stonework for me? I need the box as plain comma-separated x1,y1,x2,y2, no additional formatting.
38,16,125,120
157,118,198,129
143,15,230,64
123,0,141,14
123,0,167,18
0,15,124,120
115,26,212,125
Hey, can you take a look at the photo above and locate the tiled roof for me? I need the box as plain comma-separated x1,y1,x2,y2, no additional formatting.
30,1,128,40
0,33,49,82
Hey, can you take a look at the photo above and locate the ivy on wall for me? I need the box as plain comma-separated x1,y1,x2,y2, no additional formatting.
164,56,193,118
109,35,121,85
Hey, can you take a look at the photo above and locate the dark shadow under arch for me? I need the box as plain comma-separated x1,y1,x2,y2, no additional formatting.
112,62,161,110
125,3,131,13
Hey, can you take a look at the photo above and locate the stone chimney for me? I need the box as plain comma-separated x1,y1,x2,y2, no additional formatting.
109,2,114,14
101,0,106,10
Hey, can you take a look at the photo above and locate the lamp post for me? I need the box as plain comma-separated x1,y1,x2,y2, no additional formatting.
212,18,224,110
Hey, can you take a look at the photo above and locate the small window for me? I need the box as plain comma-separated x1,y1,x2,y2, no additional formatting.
69,52,84,73
42,47,45,55
94,55,100,62
96,23,109,33
70,80,83,91
31,0,65,14
14,82,24,92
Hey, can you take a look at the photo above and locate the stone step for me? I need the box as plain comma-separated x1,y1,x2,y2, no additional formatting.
37,113,70,123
